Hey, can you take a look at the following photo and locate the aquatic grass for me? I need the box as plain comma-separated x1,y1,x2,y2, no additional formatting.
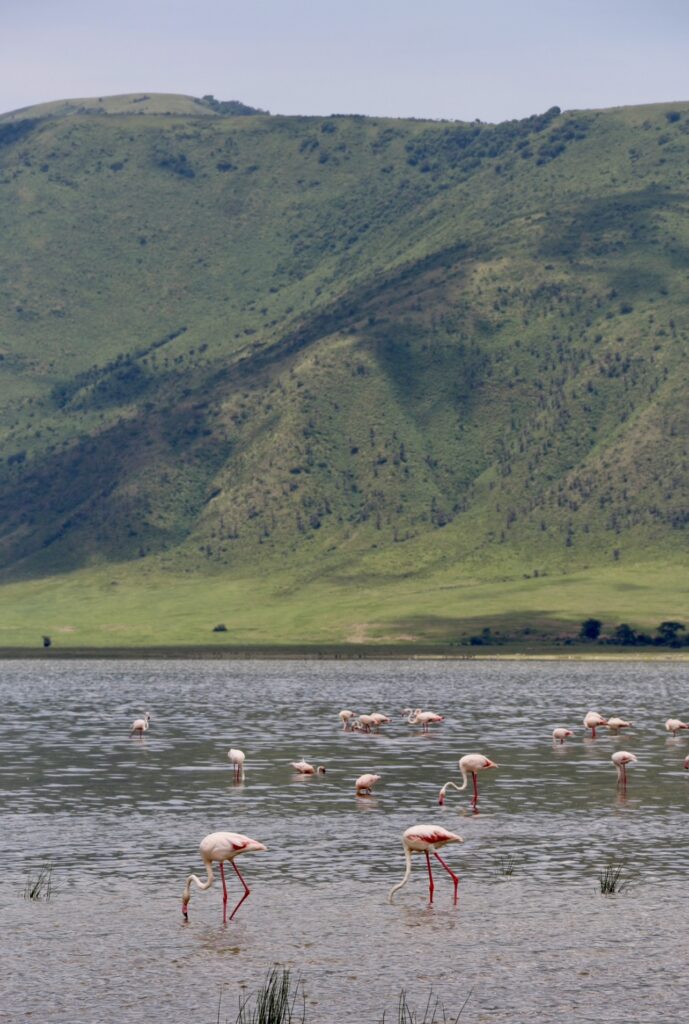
381,988,472,1024
497,854,516,877
599,860,625,895
23,862,53,901
233,968,305,1024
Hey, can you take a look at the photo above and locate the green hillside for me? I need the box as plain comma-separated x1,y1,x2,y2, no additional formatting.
1,94,688,647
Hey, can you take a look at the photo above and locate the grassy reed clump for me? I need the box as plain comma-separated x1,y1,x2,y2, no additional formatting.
24,862,53,901
599,860,625,895
497,854,516,877
233,968,305,1024
381,988,472,1024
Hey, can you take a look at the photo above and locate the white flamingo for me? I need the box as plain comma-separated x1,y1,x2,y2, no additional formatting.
182,831,266,923
606,717,633,734
403,708,444,733
388,825,463,904
666,718,689,736
339,710,356,730
227,748,245,781
583,711,608,738
552,727,574,743
439,753,497,809
611,750,637,788
130,712,151,736
290,760,325,774
355,773,381,795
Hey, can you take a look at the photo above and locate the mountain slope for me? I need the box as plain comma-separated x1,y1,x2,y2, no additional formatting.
0,95,688,642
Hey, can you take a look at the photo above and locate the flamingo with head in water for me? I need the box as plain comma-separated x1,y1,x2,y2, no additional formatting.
388,824,463,904
583,711,608,738
606,717,633,735
228,748,245,781
666,718,689,736
355,773,381,795
130,712,151,736
182,831,266,923
339,710,356,730
611,750,637,788
552,728,574,744
290,760,326,774
439,753,497,809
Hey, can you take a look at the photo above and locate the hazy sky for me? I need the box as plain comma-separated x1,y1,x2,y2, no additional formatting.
3,0,688,121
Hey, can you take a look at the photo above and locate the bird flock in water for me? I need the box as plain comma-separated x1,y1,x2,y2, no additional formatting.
129,705,689,924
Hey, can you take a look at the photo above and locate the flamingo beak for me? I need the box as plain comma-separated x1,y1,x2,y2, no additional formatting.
438,793,445,805
182,901,189,920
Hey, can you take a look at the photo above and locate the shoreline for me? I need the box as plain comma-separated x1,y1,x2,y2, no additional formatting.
1,644,688,661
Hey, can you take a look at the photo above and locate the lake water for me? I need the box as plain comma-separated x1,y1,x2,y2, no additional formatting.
3,658,689,1023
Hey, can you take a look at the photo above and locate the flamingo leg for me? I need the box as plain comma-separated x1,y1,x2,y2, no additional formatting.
433,851,459,904
471,773,479,807
220,862,228,924
229,859,251,920
425,850,435,903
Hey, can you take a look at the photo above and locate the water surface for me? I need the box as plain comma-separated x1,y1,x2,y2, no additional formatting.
3,659,689,1022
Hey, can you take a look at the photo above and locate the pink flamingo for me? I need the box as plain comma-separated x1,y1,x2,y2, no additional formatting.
666,718,689,736
583,711,608,738
606,717,633,734
339,710,356,730
683,756,689,770
404,708,444,733
355,773,381,795
369,713,390,730
182,831,266,923
130,712,151,736
439,753,497,809
552,728,574,743
388,824,463,904
227,748,245,782
290,760,325,774
611,750,637,788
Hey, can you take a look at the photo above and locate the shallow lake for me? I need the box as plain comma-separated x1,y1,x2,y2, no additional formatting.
3,658,689,1022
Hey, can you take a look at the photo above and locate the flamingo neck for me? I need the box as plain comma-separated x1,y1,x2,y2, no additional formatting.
388,846,413,902
182,859,214,903
439,778,467,804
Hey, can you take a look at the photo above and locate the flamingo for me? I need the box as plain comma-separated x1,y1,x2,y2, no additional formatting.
182,831,266,923
684,756,689,770
552,727,574,743
369,713,390,730
606,717,633,734
611,750,637,787
388,825,463,904
130,712,151,736
666,718,689,736
404,708,444,733
355,773,381,795
339,710,356,730
439,753,497,809
353,714,377,733
290,760,326,774
227,748,245,782
583,711,608,738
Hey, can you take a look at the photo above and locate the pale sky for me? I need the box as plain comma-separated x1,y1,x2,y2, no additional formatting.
2,0,688,121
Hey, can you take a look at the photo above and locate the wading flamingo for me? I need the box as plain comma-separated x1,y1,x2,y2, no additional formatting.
130,712,151,736
611,750,637,787
388,825,463,904
666,718,689,736
684,756,689,770
290,760,326,774
552,728,574,743
182,831,266,923
228,748,245,781
583,711,608,738
353,714,377,733
439,754,497,809
355,773,381,795
339,710,356,730
404,708,444,733
369,713,391,730
606,717,633,734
